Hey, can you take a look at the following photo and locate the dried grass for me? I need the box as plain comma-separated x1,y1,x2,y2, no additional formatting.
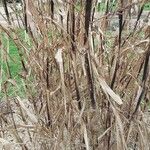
0,0,150,149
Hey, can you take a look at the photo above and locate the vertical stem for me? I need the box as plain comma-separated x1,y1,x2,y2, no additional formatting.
2,0,11,25
69,0,82,110
50,0,54,19
84,0,96,109
107,1,124,149
24,0,28,32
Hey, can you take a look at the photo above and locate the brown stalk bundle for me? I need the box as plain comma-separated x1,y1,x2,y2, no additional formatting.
0,0,150,149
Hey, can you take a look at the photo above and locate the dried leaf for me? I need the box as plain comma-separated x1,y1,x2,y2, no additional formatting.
93,63,123,105
55,48,63,63
99,77,123,105
17,97,38,124
83,123,90,150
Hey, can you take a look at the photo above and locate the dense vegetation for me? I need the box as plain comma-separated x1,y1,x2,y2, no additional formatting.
0,0,150,149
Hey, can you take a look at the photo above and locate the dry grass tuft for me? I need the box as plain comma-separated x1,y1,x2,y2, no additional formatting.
0,0,150,149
